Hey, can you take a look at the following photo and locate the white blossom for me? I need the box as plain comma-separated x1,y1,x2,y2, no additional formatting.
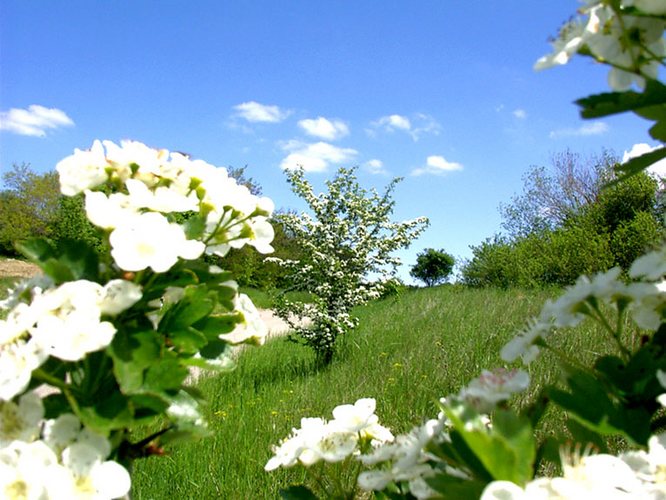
109,212,205,272
56,140,109,196
0,392,44,446
219,294,267,345
98,279,142,316
458,368,530,413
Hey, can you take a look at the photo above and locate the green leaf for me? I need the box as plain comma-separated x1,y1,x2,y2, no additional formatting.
169,327,208,353
192,313,241,340
15,237,55,264
576,80,666,120
183,214,207,240
109,330,162,393
613,147,666,182
279,485,319,500
565,419,608,454
546,370,651,445
159,285,215,331
447,431,494,482
53,238,100,280
426,473,486,500
77,391,134,434
443,402,535,485
144,357,189,392
16,237,100,283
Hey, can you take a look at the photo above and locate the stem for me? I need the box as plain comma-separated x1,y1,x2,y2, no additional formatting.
588,302,631,360
541,342,595,374
32,368,68,392
309,468,330,498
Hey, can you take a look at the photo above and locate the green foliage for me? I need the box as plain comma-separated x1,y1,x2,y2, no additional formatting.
463,156,663,288
410,248,455,287
51,194,108,254
0,164,60,255
610,211,663,270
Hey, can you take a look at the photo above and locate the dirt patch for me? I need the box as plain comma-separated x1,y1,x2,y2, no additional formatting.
0,259,40,279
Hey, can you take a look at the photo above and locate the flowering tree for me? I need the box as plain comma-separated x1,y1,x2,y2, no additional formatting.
272,166,429,363
265,2,666,498
0,140,274,498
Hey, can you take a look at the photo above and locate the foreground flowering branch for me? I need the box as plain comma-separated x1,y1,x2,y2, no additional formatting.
0,140,275,498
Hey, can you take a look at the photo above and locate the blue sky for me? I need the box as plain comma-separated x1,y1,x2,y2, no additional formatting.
0,1,661,282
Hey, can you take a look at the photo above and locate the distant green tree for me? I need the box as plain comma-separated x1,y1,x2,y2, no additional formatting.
410,248,455,287
0,163,60,255
51,194,108,254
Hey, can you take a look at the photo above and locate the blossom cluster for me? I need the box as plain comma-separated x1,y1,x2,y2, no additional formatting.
457,368,530,414
482,432,666,499
356,414,453,499
0,392,131,499
501,245,666,365
535,0,666,91
57,139,275,272
0,277,141,401
265,398,393,471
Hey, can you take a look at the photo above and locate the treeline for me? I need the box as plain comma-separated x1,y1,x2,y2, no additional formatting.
0,164,301,289
461,151,665,288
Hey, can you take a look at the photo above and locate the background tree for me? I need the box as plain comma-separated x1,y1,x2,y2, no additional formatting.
410,248,455,287
462,150,664,288
272,166,428,363
499,149,614,238
0,163,60,255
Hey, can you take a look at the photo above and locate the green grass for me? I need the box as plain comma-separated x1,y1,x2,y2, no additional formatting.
131,285,635,499
0,275,633,497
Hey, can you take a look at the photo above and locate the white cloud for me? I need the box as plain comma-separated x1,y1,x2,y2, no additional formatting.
280,140,357,172
411,155,463,176
233,101,290,123
549,121,609,138
0,105,74,137
369,113,440,141
298,117,349,140
377,114,412,131
513,109,527,119
364,159,386,175
623,143,666,181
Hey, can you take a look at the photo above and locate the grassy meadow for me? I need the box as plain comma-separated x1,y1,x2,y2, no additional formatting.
0,265,639,498
129,285,636,499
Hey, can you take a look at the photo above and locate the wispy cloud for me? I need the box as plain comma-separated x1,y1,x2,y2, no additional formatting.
298,116,349,141
549,121,609,139
368,113,440,141
375,114,412,131
513,108,527,119
623,143,666,181
280,140,357,172
0,105,74,137
233,101,291,123
411,155,463,176
364,158,386,175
